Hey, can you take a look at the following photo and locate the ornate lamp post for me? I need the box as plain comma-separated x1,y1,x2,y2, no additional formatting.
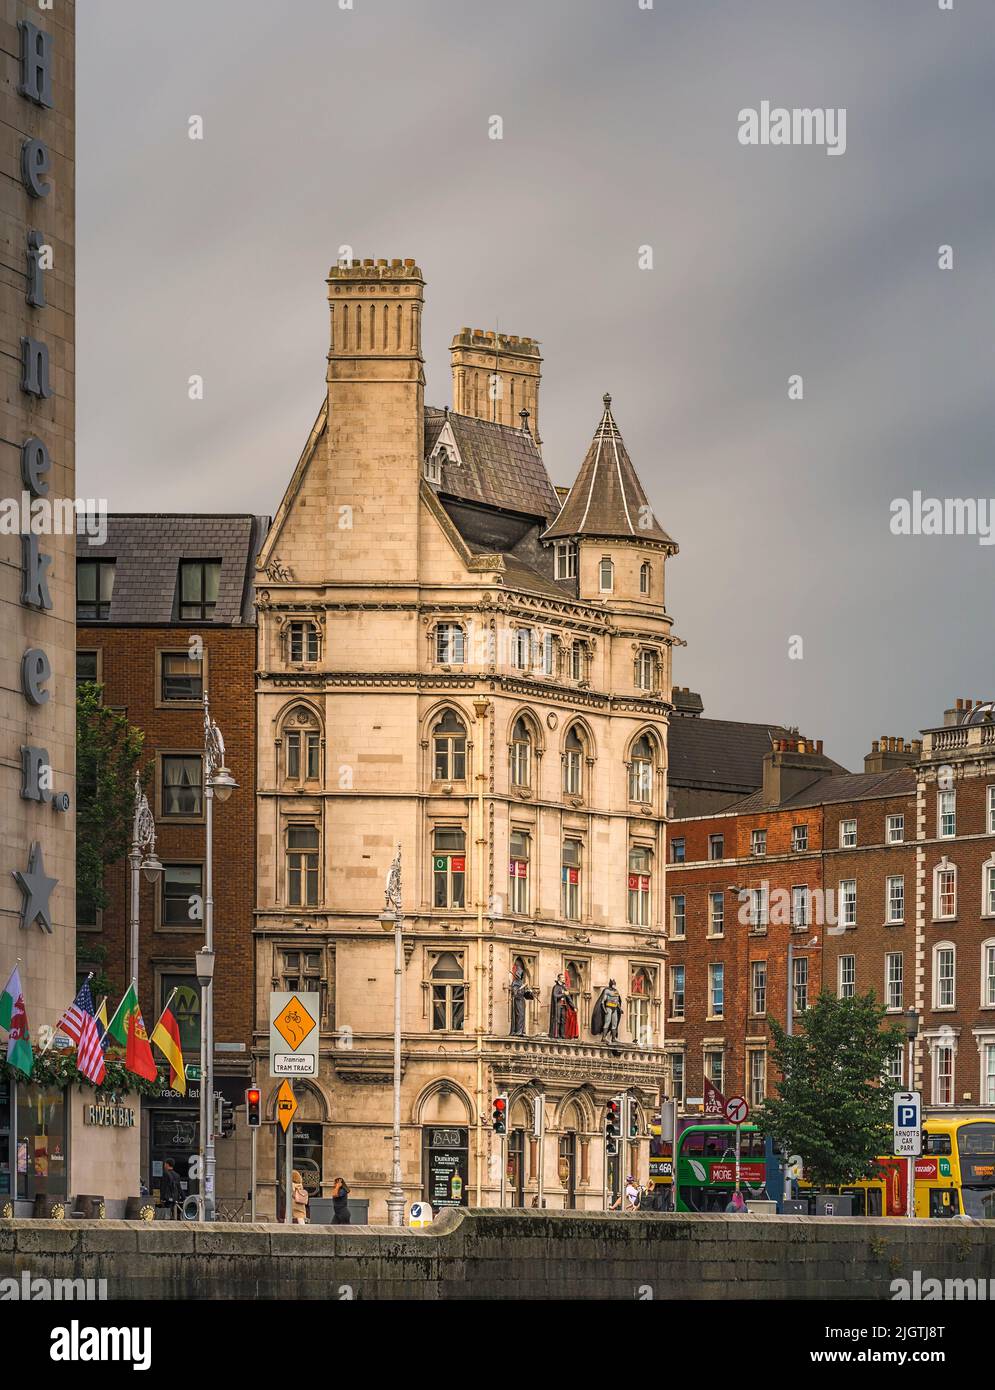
198,693,237,1222
128,777,162,987
378,845,405,1226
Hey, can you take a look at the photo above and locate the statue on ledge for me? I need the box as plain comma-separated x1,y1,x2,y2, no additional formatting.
510,962,536,1037
592,979,623,1045
548,974,579,1040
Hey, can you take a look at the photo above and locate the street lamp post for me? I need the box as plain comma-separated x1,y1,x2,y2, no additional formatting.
379,845,405,1227
783,931,819,1203
904,1008,920,1219
199,693,237,1223
128,777,162,987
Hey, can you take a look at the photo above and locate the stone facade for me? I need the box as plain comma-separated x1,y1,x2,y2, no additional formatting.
253,257,678,1220
0,1,86,1202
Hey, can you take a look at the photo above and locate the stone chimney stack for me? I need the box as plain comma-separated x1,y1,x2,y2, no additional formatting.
450,328,542,444
864,735,922,773
761,736,836,806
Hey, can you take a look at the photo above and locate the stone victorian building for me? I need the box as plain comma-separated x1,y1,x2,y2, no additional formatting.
253,258,678,1219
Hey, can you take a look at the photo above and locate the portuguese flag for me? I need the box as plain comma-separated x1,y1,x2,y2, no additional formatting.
0,966,33,1076
108,983,158,1081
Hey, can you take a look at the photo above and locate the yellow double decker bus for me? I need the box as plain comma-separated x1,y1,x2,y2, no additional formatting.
917,1115,995,1218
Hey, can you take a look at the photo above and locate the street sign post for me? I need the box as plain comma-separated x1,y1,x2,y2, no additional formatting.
269,991,320,1077
724,1096,750,1194
894,1090,922,1218
277,1079,298,1227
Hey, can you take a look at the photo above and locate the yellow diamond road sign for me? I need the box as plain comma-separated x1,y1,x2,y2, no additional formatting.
269,990,320,1079
274,995,316,1051
277,1079,297,1133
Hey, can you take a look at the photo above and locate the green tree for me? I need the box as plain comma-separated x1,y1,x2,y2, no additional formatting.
752,989,905,1187
76,681,148,916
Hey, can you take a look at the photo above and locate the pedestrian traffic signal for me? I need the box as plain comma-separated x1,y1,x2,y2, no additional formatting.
605,1096,621,1156
219,1099,235,1139
245,1086,261,1129
492,1094,508,1135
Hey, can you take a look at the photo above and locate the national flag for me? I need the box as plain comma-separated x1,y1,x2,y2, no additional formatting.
95,997,109,1051
125,1001,158,1082
0,966,33,1076
151,1005,185,1094
106,982,140,1048
56,978,105,1085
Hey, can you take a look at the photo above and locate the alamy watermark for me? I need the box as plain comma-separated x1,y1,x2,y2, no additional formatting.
738,102,846,156
0,1269,107,1300
890,492,995,546
892,1270,993,1301
0,494,107,544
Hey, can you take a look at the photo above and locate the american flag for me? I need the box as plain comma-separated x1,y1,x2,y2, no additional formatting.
57,978,106,1085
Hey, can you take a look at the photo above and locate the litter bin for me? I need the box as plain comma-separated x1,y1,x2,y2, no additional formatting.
815,1193,853,1217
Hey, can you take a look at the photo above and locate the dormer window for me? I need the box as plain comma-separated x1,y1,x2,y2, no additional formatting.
178,560,221,621
425,454,442,484
554,542,578,580
599,557,614,593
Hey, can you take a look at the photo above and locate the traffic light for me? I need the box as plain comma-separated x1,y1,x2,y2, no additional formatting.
627,1097,640,1140
245,1086,261,1129
605,1096,621,1156
492,1094,508,1135
219,1098,235,1139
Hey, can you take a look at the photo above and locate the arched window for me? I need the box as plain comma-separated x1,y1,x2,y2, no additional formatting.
599,557,614,593
628,734,655,803
282,707,322,784
430,951,465,1031
639,562,651,596
511,717,533,788
627,845,652,926
288,620,320,664
433,709,467,781
433,827,466,909
628,965,656,1046
563,725,585,797
435,623,465,665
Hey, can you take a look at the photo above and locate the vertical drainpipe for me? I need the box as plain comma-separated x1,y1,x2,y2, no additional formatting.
474,697,490,1206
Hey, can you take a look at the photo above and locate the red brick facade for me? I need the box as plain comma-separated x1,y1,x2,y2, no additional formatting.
665,716,995,1120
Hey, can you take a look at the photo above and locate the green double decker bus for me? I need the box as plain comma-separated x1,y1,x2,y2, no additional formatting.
673,1123,774,1212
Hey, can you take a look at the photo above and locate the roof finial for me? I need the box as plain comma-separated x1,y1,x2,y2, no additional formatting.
520,407,531,436
603,392,612,412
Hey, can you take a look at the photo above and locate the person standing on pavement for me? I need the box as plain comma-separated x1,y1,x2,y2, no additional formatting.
291,1169,309,1224
331,1176,351,1224
725,1190,749,1213
160,1160,183,1218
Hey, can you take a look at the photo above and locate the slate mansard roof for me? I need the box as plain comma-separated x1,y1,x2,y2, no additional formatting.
424,407,560,522
668,717,795,796
77,514,270,625
543,395,676,549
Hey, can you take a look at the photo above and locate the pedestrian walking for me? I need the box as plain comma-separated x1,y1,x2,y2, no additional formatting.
331,1176,351,1225
725,1190,748,1214
291,1169,309,1224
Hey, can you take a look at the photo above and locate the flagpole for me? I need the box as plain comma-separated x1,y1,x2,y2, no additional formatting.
152,988,178,1035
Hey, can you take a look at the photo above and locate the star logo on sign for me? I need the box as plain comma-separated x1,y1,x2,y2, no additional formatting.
13,841,57,933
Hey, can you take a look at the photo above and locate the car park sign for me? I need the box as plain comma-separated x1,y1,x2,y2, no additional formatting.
893,1091,922,1158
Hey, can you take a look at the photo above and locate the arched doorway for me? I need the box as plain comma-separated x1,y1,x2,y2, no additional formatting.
418,1082,472,1210
557,1099,585,1210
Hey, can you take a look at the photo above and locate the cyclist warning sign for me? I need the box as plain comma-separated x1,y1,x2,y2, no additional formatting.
269,991,320,1078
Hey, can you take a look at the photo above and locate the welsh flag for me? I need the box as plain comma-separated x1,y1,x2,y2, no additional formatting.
107,983,158,1081
0,966,33,1076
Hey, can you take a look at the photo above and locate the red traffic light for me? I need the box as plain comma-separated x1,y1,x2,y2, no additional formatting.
246,1088,261,1106
245,1085,262,1129
492,1095,508,1133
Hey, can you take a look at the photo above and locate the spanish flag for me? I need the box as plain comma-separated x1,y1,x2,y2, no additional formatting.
151,1003,186,1094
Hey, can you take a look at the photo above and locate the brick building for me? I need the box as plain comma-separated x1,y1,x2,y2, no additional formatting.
76,514,267,1208
666,705,995,1120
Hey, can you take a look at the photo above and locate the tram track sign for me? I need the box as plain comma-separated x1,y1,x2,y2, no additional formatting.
269,991,320,1078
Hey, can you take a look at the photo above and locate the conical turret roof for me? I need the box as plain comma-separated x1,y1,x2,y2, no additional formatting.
543,394,676,548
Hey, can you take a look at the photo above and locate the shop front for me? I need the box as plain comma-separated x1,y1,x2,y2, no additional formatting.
0,1078,68,1214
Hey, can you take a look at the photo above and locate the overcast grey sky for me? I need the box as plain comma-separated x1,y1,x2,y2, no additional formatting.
78,0,995,769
